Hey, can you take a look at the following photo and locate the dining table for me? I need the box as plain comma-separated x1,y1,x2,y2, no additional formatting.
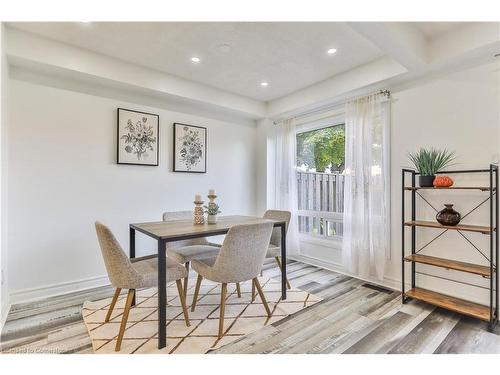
129,215,288,349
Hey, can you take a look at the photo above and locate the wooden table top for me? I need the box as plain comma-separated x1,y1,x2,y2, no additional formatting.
130,215,284,240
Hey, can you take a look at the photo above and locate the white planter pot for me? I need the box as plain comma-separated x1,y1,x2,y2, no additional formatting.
207,214,217,224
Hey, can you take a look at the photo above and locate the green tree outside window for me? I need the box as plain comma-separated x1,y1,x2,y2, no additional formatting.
296,124,345,173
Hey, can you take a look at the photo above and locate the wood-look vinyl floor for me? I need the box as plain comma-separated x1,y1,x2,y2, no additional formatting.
1,261,499,354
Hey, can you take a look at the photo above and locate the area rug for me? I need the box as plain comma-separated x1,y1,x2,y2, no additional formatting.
82,276,322,354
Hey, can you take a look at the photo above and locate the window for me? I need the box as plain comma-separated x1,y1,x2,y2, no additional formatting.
296,123,345,240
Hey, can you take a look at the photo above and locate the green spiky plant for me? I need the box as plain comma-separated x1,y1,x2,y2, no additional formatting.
203,203,221,216
408,148,456,176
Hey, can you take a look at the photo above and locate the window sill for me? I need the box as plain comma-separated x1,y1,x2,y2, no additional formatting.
299,234,342,250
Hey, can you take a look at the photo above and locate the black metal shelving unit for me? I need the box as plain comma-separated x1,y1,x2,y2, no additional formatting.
401,165,498,331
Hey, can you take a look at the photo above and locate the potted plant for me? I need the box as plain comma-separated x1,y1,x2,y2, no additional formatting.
204,203,221,224
408,148,456,187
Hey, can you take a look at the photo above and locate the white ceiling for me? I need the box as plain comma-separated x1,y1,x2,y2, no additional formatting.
413,22,469,38
444,60,500,86
7,22,384,101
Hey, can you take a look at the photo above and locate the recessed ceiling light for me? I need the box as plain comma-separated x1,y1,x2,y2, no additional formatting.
260,81,269,87
191,57,201,63
327,48,337,55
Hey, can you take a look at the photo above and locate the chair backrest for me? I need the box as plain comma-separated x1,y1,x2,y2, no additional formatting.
162,210,193,222
162,211,209,248
263,210,291,247
211,222,273,283
95,222,141,288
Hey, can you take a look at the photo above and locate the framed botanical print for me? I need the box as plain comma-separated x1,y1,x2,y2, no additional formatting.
117,108,159,166
173,123,207,173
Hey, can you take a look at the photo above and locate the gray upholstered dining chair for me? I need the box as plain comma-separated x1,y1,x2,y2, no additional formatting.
248,210,292,301
95,221,190,351
190,222,274,338
263,210,292,285
162,211,221,298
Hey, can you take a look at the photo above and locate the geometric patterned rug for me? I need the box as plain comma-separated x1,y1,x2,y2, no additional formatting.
81,276,322,354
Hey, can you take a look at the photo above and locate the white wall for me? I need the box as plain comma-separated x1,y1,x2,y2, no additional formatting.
387,66,499,304
255,118,275,216
0,22,10,328
7,78,258,302
264,62,499,305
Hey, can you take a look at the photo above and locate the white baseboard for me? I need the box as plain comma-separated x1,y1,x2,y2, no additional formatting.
290,254,401,292
9,275,110,305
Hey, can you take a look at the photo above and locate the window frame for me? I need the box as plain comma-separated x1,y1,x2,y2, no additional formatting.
296,113,345,135
295,112,346,244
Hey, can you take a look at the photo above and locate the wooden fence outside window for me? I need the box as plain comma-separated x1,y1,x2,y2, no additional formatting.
297,171,345,239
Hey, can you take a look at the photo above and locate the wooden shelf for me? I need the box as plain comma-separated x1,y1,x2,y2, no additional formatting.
404,254,491,277
405,220,493,234
402,168,497,326
405,288,490,321
405,186,492,191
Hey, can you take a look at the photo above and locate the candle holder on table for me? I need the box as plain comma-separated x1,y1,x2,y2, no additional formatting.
193,200,205,225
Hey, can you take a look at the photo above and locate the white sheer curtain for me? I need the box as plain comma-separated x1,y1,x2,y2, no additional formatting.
342,93,391,280
275,118,300,254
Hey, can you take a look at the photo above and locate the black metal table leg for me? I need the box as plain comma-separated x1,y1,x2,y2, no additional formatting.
281,223,287,300
158,238,167,349
130,227,136,306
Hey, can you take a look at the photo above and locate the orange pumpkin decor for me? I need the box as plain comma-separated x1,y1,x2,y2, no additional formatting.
433,175,454,188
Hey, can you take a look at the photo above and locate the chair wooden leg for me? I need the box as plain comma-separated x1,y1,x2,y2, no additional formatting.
183,262,190,298
218,283,227,338
253,278,272,318
236,282,241,298
275,256,292,289
176,279,190,327
191,274,203,312
251,281,256,302
105,288,121,323
115,289,135,352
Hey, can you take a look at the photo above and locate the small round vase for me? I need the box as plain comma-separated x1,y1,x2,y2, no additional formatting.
419,175,435,187
207,214,217,224
436,204,461,226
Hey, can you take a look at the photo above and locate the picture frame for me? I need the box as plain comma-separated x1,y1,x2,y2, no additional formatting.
173,123,207,173
117,108,159,166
